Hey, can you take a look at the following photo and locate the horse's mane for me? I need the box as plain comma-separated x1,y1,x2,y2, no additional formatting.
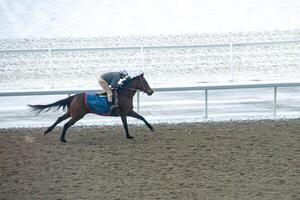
118,73,143,88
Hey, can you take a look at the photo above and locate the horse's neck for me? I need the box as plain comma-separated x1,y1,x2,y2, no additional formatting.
118,87,137,99
118,79,140,98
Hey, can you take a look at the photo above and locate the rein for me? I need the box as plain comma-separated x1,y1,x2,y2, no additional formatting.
121,77,146,93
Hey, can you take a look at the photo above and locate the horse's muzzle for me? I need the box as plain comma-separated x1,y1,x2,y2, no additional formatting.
147,90,154,96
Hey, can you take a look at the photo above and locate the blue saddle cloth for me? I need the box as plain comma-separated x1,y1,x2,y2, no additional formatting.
84,92,110,116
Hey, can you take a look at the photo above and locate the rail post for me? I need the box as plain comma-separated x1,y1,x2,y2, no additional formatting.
48,48,53,88
205,89,208,118
273,86,277,115
140,46,145,70
229,43,234,81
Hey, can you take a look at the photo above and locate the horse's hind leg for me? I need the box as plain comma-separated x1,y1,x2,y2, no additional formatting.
44,111,70,135
60,93,86,143
60,117,81,143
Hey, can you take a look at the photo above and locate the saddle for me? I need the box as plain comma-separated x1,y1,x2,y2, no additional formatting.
96,90,118,107
85,92,111,116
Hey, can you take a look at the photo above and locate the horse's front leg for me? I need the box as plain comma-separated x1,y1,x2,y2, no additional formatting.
127,110,154,131
120,115,134,139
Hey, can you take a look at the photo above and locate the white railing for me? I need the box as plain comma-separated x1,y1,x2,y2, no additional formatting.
1,80,300,117
1,40,299,118
1,40,299,53
1,40,299,83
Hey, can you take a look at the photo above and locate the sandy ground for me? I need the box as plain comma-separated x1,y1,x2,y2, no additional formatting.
0,119,299,200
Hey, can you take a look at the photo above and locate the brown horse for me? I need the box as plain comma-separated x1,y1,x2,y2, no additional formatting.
28,74,154,143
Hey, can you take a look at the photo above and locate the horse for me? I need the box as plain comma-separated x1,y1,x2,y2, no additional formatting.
28,74,154,143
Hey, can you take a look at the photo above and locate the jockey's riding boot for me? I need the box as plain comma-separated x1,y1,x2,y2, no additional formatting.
109,101,117,111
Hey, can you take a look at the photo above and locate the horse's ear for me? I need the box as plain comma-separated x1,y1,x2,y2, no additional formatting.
141,72,144,77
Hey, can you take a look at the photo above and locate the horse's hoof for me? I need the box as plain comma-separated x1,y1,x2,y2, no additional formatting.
127,136,134,139
60,138,67,143
44,129,50,135
150,128,154,132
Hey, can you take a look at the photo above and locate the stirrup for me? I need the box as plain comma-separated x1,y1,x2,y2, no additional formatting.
109,102,118,111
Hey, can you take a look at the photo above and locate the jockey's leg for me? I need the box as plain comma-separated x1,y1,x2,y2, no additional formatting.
107,90,113,103
98,77,117,112
113,90,119,107
109,90,118,113
98,77,113,102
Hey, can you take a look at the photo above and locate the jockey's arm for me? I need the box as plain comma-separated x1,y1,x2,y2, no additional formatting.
110,74,121,89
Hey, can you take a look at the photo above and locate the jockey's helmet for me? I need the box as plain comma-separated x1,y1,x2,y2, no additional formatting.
120,70,129,76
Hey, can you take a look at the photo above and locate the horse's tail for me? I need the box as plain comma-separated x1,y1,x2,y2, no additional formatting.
28,95,76,114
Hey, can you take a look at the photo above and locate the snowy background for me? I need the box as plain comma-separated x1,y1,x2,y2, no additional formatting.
0,0,300,128
0,0,300,38
1,31,300,90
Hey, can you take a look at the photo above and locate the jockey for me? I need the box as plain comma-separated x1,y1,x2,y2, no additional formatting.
98,70,129,111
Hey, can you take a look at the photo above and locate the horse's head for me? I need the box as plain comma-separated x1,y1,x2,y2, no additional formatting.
137,73,154,95
120,73,154,95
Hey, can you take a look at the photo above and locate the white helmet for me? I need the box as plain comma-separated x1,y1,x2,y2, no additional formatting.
120,70,128,76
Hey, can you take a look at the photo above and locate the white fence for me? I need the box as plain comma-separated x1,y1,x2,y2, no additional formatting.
0,40,300,87
1,80,300,118
1,40,299,53
1,40,300,118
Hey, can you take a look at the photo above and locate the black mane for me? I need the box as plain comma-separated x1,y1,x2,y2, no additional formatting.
118,74,143,88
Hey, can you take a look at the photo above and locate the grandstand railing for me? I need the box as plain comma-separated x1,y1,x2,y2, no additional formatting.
1,80,300,118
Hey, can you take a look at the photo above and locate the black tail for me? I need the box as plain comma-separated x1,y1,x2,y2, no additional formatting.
28,95,76,114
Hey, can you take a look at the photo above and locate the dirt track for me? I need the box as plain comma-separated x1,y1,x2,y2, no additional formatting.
0,119,299,200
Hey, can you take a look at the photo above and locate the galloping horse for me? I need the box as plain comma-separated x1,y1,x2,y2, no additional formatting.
28,74,154,143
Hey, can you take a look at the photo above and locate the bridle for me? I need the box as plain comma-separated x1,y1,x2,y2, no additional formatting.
121,76,147,93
